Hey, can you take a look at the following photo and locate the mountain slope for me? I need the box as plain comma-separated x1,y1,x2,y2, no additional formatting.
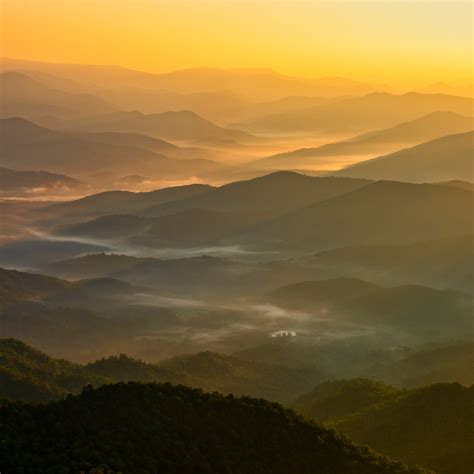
142,172,372,218
0,381,429,473
60,208,268,247
0,339,319,402
253,111,474,170
0,118,222,181
0,339,108,401
236,180,473,250
0,167,89,198
268,277,473,338
88,351,319,402
367,341,474,388
333,131,474,182
335,383,474,474
46,182,213,221
299,234,474,292
291,378,398,423
64,109,256,143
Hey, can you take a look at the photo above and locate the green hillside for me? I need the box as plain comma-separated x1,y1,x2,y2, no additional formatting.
292,378,398,423
0,339,108,401
0,339,319,402
0,382,429,473
335,383,474,474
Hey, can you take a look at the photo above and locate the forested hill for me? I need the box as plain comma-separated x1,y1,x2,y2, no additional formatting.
0,339,318,402
0,382,431,474
292,379,474,474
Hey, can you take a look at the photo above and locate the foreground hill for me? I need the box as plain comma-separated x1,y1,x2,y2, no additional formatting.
334,131,474,182
253,111,474,170
236,180,473,251
0,382,429,473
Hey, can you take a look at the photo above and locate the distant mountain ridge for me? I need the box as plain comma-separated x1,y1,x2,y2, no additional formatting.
1,58,397,100
252,111,474,171
333,130,474,182
0,167,89,198
0,71,116,119
0,117,224,182
241,91,474,134
234,180,473,251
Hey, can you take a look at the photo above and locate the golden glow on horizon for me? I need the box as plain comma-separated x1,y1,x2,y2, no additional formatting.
2,0,473,87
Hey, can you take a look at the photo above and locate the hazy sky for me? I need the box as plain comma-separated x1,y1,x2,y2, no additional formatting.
2,1,473,87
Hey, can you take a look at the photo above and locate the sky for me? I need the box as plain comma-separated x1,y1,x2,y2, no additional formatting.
1,0,473,87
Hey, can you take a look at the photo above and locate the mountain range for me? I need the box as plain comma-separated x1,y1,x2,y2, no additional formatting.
0,71,116,120
0,166,89,198
240,92,474,134
252,111,474,171
333,130,474,182
0,117,224,183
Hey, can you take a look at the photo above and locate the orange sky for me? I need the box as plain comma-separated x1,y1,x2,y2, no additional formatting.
2,0,473,87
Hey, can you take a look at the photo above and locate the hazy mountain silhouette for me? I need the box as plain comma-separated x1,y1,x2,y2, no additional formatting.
300,235,474,293
0,118,223,181
0,71,116,119
0,267,140,308
415,82,473,98
367,341,474,388
333,131,474,182
241,92,474,134
59,109,256,143
269,277,472,338
41,172,371,228
253,111,474,170
46,183,213,220
1,58,394,100
60,208,268,248
0,167,89,198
